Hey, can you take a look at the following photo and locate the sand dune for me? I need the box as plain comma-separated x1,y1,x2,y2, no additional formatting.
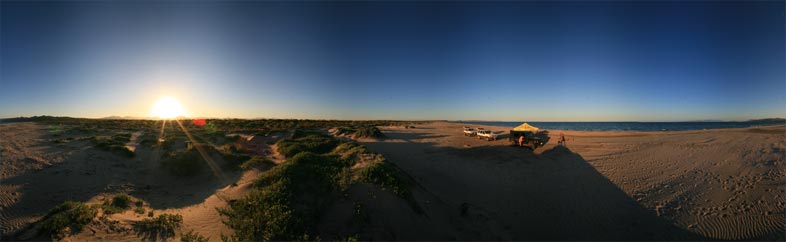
1,121,784,240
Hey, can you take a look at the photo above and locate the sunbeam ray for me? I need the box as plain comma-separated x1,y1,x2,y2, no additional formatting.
174,119,227,183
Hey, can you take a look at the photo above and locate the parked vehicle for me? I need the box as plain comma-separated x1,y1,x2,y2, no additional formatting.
476,130,501,141
463,127,477,136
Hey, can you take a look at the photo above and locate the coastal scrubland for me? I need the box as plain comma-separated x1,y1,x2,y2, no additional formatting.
0,117,783,241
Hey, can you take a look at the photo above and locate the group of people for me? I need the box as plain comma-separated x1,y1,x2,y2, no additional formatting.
515,132,567,147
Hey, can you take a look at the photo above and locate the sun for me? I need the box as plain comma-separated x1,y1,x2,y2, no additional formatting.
150,96,186,119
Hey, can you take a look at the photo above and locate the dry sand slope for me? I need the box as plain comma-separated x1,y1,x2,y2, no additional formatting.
0,122,247,241
361,121,785,240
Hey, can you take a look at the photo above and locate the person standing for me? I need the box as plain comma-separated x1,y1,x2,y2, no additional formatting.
558,132,566,146
518,134,525,147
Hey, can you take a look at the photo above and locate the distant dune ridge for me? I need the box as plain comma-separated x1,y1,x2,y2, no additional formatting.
0,119,784,241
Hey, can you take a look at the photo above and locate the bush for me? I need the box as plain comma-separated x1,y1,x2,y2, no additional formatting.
181,230,209,242
91,135,135,157
276,135,338,157
161,149,204,176
221,152,344,241
290,129,326,139
333,127,356,136
102,194,132,214
135,207,146,214
220,136,415,241
112,194,132,208
222,152,251,171
240,156,275,170
134,213,183,240
331,142,369,163
358,162,410,198
39,201,98,237
353,126,385,139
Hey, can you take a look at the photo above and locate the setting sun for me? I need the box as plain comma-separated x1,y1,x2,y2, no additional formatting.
150,96,186,119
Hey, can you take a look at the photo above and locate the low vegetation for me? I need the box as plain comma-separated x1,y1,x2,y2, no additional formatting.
181,230,209,242
5,116,426,135
39,201,98,238
102,194,132,214
332,126,386,139
90,134,135,157
134,213,183,240
352,126,386,139
218,132,413,241
240,156,275,170
276,132,338,157
161,148,204,176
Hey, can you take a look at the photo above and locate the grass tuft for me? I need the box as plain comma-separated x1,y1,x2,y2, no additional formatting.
102,194,132,214
240,156,275,170
91,134,135,157
134,213,183,240
181,230,209,242
39,201,98,238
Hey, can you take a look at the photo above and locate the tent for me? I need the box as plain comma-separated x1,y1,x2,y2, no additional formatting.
512,123,539,132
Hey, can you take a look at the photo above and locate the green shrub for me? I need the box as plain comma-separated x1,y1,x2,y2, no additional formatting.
39,201,97,237
91,135,135,157
353,126,385,139
161,149,204,176
135,207,146,214
331,142,369,163
221,152,344,241
276,135,338,157
289,129,326,139
358,162,410,198
112,194,132,208
333,127,356,136
134,213,183,240
220,136,415,241
239,156,275,170
222,152,251,171
102,194,132,214
182,230,209,242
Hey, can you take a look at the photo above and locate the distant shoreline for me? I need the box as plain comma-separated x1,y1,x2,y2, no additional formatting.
453,120,786,132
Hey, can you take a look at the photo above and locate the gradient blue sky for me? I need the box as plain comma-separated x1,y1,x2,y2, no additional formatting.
1,1,784,121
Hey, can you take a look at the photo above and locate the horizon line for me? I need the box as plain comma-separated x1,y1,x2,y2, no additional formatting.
1,115,784,123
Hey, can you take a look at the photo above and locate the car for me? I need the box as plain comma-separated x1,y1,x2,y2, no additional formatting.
476,130,501,141
463,127,477,136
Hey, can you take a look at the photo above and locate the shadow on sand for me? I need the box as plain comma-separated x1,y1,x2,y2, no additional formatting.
362,130,709,240
1,142,240,240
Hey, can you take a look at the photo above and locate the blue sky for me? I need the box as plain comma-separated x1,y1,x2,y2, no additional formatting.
1,1,784,121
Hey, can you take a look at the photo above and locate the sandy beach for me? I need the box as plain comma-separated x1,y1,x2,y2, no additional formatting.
361,121,785,240
1,121,784,240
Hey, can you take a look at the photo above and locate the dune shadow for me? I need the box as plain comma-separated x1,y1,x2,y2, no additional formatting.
362,130,709,240
1,143,242,240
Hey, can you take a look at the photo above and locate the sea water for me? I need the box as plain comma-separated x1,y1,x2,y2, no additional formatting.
455,121,785,132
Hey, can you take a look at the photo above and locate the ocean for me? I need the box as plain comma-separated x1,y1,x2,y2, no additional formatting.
454,120,786,132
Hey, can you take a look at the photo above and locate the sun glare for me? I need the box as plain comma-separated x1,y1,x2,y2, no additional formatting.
151,96,186,119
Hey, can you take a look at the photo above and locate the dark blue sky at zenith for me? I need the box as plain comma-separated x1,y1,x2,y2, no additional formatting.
1,1,784,121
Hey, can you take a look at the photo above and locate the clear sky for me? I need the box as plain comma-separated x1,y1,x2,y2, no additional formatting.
1,1,784,121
